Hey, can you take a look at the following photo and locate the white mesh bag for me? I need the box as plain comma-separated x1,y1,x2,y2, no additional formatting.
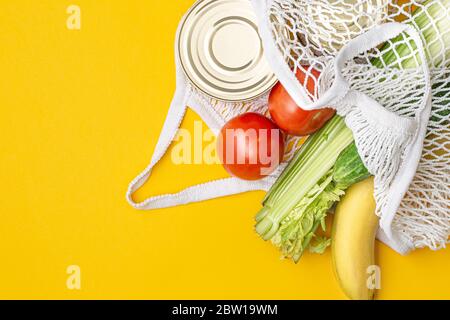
127,0,449,255
126,11,305,210
251,0,449,254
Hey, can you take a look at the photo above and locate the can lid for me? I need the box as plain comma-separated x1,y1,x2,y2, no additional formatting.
178,0,277,102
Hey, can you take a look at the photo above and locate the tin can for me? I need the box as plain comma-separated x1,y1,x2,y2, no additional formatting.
178,0,277,102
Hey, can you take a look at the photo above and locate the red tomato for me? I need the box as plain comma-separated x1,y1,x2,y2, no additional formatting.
217,113,285,181
268,67,335,136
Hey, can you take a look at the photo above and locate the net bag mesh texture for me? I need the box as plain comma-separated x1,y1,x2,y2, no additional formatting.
256,0,449,251
187,84,306,170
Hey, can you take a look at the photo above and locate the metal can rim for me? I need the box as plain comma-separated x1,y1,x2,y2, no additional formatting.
177,0,277,103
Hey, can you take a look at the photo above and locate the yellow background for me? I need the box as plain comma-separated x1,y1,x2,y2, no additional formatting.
0,0,448,300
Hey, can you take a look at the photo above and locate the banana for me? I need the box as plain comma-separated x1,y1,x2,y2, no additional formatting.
331,177,379,300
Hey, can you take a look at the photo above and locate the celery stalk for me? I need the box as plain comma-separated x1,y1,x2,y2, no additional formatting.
255,116,354,240
262,116,350,208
